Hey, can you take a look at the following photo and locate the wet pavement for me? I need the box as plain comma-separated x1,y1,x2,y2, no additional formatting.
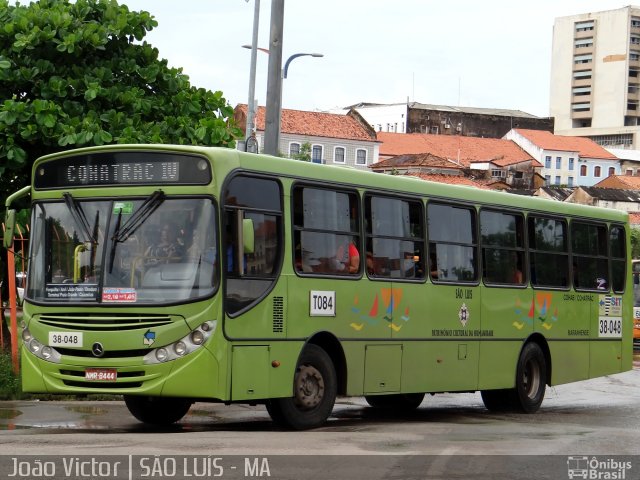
0,360,638,455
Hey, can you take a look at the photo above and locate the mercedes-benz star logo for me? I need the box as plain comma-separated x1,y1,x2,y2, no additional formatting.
91,342,105,358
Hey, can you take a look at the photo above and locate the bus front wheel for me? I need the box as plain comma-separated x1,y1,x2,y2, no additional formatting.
266,344,337,430
124,395,192,425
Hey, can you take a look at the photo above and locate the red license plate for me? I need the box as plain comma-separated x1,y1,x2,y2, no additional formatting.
84,368,117,382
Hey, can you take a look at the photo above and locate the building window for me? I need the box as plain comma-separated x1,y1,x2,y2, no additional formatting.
334,147,345,164
574,54,592,64
491,169,506,178
637,169,640,176
574,38,593,48
626,169,633,176
356,149,367,166
556,157,562,169
545,156,552,168
311,145,323,164
568,176,574,186
575,21,594,32
580,165,588,176
572,103,591,112
573,70,592,80
608,167,616,177
572,87,591,96
289,142,300,157
632,35,640,46
632,51,640,62
632,17,640,28
545,175,551,185
594,166,601,177
555,176,561,185
569,158,575,170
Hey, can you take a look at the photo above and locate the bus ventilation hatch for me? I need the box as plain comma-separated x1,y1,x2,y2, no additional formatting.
38,313,173,331
273,297,284,333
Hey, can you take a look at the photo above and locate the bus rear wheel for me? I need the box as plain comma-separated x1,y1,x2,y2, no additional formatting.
482,342,547,413
364,393,425,410
266,344,337,430
512,342,547,413
124,395,192,425
480,389,512,412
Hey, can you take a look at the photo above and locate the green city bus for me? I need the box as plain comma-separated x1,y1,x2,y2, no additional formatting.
4,144,633,429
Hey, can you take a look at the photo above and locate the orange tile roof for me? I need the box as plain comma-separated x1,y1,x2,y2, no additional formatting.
594,175,640,189
513,129,617,160
629,212,640,225
373,153,460,170
377,132,539,168
236,104,377,142
406,172,492,189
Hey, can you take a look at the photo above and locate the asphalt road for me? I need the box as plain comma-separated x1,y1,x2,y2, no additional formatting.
1,357,638,479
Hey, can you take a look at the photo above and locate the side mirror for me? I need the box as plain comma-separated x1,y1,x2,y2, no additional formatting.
242,218,255,254
3,209,16,249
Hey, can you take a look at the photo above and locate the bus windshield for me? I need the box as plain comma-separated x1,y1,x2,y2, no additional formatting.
27,196,217,304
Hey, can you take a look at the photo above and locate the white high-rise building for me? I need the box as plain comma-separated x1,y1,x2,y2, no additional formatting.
550,6,640,149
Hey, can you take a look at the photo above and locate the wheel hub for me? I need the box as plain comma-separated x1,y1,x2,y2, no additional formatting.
294,364,325,409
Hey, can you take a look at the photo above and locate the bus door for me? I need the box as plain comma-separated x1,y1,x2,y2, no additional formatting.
478,210,532,390
222,175,287,402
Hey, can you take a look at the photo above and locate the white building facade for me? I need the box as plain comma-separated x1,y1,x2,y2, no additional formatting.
550,6,640,148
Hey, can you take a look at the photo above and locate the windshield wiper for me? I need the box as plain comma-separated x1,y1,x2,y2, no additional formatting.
108,190,165,273
63,192,96,243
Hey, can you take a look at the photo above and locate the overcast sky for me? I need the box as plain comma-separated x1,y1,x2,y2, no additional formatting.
100,2,632,116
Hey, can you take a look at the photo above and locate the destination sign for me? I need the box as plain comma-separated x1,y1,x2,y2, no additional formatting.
34,151,212,189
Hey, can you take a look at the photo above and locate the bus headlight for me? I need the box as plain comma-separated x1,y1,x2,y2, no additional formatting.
174,341,187,356
144,321,216,364
190,330,204,345
22,329,62,363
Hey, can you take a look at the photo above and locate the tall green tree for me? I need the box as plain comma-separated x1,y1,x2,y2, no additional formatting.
0,0,242,198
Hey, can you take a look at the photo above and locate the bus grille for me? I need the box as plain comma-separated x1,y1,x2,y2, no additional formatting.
38,313,173,331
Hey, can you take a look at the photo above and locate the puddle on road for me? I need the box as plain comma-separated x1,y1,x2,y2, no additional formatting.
0,408,22,419
65,405,109,416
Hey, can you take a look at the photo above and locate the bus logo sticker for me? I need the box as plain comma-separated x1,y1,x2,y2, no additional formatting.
349,289,409,331
458,303,469,327
599,295,622,317
143,330,156,346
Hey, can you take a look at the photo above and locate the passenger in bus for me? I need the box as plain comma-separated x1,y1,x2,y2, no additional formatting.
331,239,360,274
429,252,439,280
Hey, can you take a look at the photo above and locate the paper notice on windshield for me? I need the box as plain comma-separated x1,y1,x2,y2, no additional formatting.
45,284,98,300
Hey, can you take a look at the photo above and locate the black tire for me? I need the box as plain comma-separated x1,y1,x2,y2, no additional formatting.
364,393,425,410
266,344,337,430
512,342,547,413
480,389,512,412
124,395,192,425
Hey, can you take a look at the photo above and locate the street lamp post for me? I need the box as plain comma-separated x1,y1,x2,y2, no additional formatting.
243,46,324,155
244,0,260,153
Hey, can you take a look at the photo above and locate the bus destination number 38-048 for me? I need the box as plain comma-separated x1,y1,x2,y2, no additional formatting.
310,291,336,317
598,317,622,338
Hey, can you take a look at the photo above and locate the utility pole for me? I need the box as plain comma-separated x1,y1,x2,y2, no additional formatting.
245,0,260,152
263,0,284,156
